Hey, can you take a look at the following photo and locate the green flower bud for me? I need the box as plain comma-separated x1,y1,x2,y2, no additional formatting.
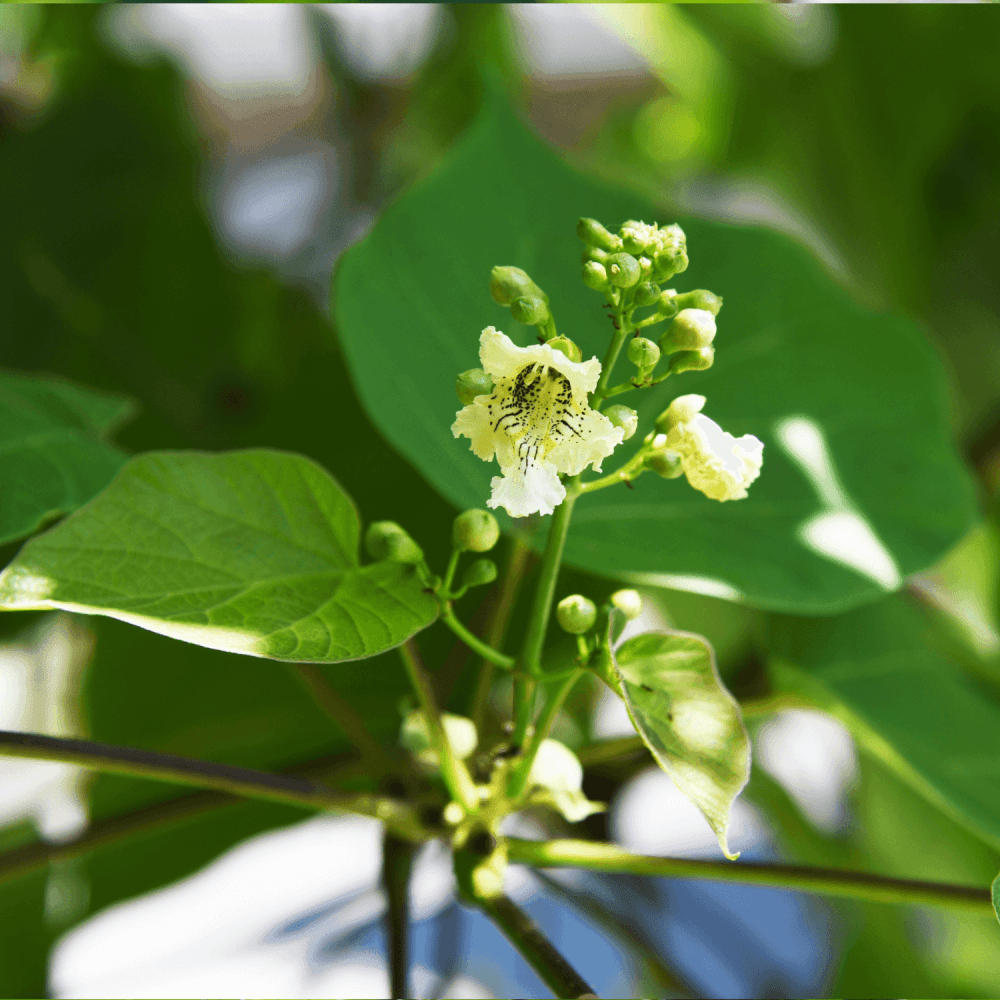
456,368,495,405
510,295,549,326
577,217,622,253
676,289,722,316
546,336,582,363
581,260,609,291
462,558,498,589
582,246,609,265
620,219,657,255
633,281,659,307
365,521,423,564
453,509,500,552
660,308,717,353
627,336,660,370
655,394,705,432
605,252,641,289
557,594,597,634
668,346,714,374
490,266,545,307
657,288,679,318
645,447,684,479
652,224,688,280
611,589,643,620
603,404,639,441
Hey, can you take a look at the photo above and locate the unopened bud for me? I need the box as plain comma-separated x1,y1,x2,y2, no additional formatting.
620,220,657,256
676,289,722,316
611,589,643,620
462,558,498,590
657,289,679,318
655,394,705,432
582,246,609,265
365,521,423,564
510,295,549,326
627,336,660,370
577,217,622,253
604,404,638,441
668,346,714,374
490,266,544,307
453,509,500,552
557,594,597,634
633,282,659,307
660,308,716,353
582,260,609,291
606,252,640,289
456,368,495,404
546,336,582,363
652,224,688,280
646,449,684,479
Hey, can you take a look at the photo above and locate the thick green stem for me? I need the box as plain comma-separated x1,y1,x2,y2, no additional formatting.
507,838,995,916
440,607,515,669
397,640,479,812
476,893,597,999
383,831,416,1000
0,730,424,839
512,486,578,748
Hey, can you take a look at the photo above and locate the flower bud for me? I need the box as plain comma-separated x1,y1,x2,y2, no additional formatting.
646,448,684,479
638,256,653,280
676,289,722,316
627,336,660,370
657,289,679,318
660,308,716,353
582,246,609,265
462,558,498,590
652,224,688,280
581,260,609,291
557,594,597,634
668,346,714,374
655,394,706,432
456,368,495,405
603,404,638,441
510,295,549,326
490,266,544,307
611,589,643,620
453,509,500,552
577,217,622,253
546,336,582,363
605,252,641,289
633,281,659,307
620,219,657,255
365,521,423,564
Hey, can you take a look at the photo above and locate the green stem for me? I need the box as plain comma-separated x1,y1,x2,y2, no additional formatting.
591,295,632,407
397,640,479,812
508,669,583,802
0,730,424,839
507,838,995,916
440,606,516,670
579,448,648,494
441,549,461,596
475,893,597,999
383,831,416,1000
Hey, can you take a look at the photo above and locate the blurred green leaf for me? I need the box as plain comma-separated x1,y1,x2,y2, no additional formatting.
0,370,133,545
993,872,1000,926
769,595,1000,850
610,628,750,859
333,96,976,614
0,451,438,662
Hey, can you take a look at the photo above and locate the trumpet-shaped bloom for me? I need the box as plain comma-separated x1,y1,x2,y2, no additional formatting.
452,328,624,517
664,394,764,502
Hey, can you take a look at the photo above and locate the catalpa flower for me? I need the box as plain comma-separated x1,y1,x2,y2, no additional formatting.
662,394,764,502
452,327,624,517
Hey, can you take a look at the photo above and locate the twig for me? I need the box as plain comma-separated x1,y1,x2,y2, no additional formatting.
383,831,417,999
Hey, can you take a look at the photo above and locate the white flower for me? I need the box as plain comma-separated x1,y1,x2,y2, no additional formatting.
452,328,624,517
664,394,764,502
527,739,604,823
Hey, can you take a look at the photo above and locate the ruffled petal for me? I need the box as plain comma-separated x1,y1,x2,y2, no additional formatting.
478,328,602,401
547,407,625,476
487,459,565,517
667,412,763,502
451,399,497,462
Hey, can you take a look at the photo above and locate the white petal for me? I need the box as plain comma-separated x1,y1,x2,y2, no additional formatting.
667,412,764,502
487,460,565,518
547,408,624,476
478,328,602,401
451,400,496,462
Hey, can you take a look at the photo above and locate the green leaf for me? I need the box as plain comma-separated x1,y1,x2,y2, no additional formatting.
993,872,1000,926
0,450,437,662
332,96,976,614
0,370,133,546
769,595,1000,850
610,627,750,859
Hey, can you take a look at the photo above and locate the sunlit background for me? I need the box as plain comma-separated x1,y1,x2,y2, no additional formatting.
2,3,1000,998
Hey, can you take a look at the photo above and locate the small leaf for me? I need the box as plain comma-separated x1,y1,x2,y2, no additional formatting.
610,629,750,859
0,370,135,545
0,450,437,662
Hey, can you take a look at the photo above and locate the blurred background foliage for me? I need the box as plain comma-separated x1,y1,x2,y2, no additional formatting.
2,4,1000,998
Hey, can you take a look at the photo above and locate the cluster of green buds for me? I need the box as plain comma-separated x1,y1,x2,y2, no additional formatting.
449,508,500,596
556,589,644,664
489,265,559,343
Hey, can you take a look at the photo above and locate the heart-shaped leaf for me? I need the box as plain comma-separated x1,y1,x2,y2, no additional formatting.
609,627,750,859
332,97,976,614
0,370,134,545
0,450,437,662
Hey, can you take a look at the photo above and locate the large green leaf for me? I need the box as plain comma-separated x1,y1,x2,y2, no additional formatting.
610,628,750,859
0,370,133,546
769,595,1000,850
0,450,437,662
332,97,976,614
